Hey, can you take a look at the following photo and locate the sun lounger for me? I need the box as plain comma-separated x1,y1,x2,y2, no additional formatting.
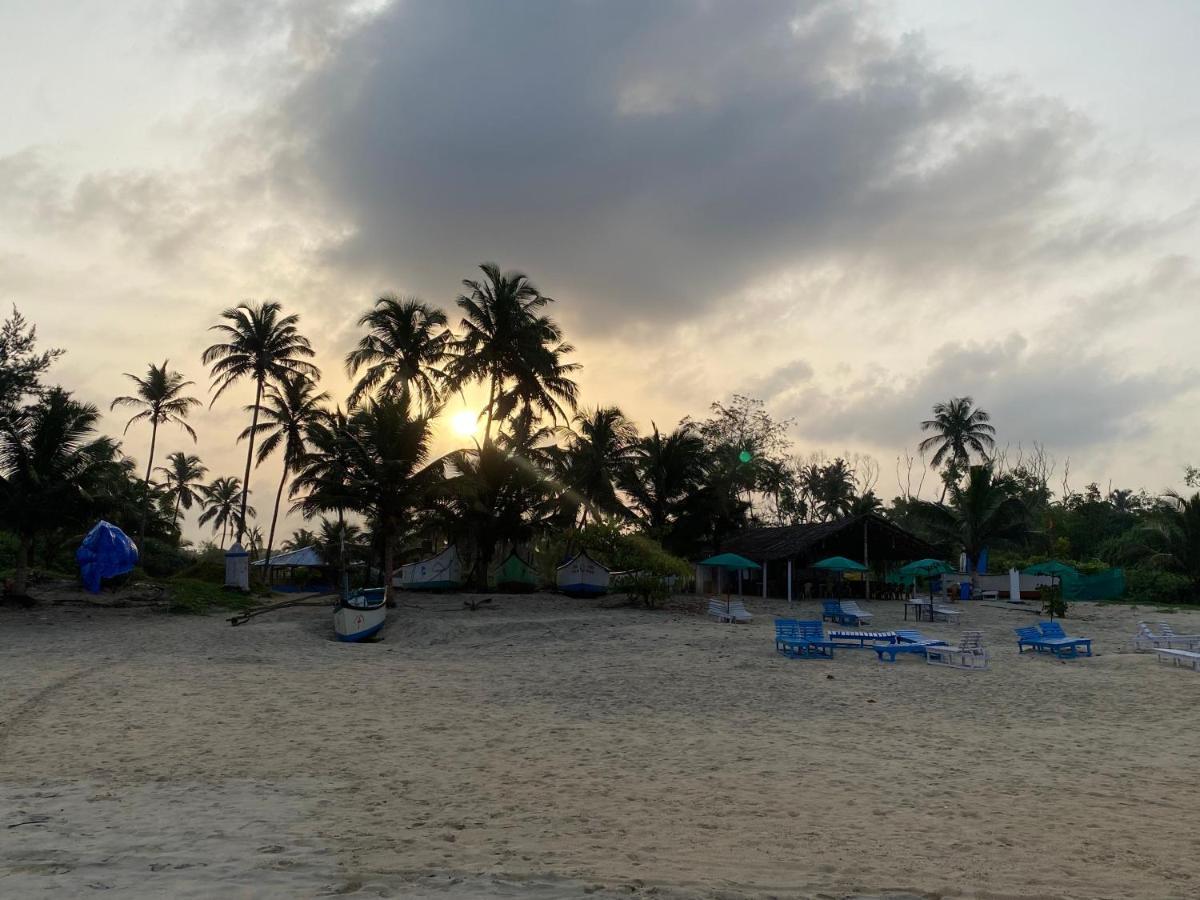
821,600,873,626
926,630,988,669
839,601,874,625
1154,648,1200,671
873,629,948,662
1015,622,1092,658
827,629,897,648
1133,623,1200,651
931,605,962,624
708,598,753,623
774,619,836,659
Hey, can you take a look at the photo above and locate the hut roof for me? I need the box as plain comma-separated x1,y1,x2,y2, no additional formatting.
719,514,935,564
252,546,325,567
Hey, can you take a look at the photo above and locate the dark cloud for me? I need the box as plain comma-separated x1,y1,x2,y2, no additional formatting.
778,334,1196,453
268,0,1130,328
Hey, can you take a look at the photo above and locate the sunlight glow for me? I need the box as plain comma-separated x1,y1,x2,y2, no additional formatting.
451,409,479,437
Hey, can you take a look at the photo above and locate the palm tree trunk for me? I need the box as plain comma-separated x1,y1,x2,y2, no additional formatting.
173,490,182,532
13,533,31,597
236,378,264,544
383,524,395,608
138,420,159,552
263,463,288,587
483,370,498,441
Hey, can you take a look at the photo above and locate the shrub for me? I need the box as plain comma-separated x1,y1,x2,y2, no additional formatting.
1040,582,1069,619
139,538,193,578
1123,567,1195,606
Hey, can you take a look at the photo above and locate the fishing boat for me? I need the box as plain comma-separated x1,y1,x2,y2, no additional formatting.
333,587,387,642
395,544,465,591
490,549,539,592
556,550,610,597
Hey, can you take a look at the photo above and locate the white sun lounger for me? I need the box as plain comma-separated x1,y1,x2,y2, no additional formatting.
926,630,988,669
1154,648,1200,671
708,598,753,623
1134,622,1200,651
838,601,873,624
931,605,962,624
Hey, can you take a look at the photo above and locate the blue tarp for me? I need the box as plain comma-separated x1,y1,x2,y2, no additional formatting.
76,520,139,592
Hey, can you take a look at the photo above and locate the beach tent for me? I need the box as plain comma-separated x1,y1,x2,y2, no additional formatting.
76,520,139,592
395,544,465,591
556,550,610,597
699,552,761,597
491,550,538,592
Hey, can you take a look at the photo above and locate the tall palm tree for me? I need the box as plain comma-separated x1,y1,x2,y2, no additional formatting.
560,406,637,526
154,451,208,532
109,360,200,549
445,263,579,439
337,395,442,604
801,458,858,521
239,375,329,583
919,397,996,500
201,301,318,547
345,295,451,410
199,476,255,549
621,423,707,534
0,388,119,595
915,465,1027,577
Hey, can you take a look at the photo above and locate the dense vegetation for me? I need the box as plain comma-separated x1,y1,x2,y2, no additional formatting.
2,263,1198,607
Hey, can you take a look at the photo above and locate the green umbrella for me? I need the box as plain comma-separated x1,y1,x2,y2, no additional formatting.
897,558,956,602
812,556,868,572
700,553,761,599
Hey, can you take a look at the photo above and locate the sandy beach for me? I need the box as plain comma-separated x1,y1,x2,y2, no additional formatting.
2,594,1198,899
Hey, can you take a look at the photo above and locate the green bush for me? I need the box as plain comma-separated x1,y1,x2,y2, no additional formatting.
1123,567,1196,606
139,538,193,578
1040,582,1069,619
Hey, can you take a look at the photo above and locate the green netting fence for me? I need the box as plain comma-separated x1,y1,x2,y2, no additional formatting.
1062,568,1125,601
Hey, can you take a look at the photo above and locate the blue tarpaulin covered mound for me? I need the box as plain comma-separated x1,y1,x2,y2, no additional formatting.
76,520,139,593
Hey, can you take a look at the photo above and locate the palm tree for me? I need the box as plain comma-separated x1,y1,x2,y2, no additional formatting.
345,295,451,410
1133,491,1200,590
919,397,996,500
239,375,329,583
201,301,318,547
109,360,201,549
154,451,208,533
0,389,119,595
199,476,255,548
337,395,442,604
915,465,1027,577
560,406,636,527
244,525,264,560
283,528,318,552
802,458,858,521
621,423,707,534
445,263,579,439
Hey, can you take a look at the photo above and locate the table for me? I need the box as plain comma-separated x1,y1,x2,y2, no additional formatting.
904,598,933,621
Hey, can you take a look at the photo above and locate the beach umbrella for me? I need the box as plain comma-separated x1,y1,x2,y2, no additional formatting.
1022,560,1078,618
700,553,761,598
812,556,868,572
896,558,956,600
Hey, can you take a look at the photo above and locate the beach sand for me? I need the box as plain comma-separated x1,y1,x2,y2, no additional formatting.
2,592,1198,898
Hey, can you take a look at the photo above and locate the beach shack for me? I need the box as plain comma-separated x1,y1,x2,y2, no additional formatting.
395,544,465,591
251,545,334,592
717,513,936,602
490,550,539,592
556,550,610,597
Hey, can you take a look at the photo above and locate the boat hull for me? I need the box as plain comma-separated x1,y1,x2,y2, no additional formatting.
333,604,386,642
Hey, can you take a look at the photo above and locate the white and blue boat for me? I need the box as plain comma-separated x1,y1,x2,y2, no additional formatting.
333,587,387,642
556,551,610,597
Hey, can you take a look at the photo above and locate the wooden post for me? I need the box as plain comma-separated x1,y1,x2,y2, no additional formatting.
863,520,871,600
762,560,768,599
787,559,793,604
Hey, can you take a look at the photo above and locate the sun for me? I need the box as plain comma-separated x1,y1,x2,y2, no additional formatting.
450,409,479,437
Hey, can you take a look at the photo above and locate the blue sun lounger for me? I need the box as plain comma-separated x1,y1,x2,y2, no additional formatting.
1016,621,1093,658
821,600,873,626
775,619,837,659
873,629,948,662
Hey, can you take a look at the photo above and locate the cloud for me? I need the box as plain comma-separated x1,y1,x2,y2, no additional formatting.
778,333,1197,454
263,0,1157,331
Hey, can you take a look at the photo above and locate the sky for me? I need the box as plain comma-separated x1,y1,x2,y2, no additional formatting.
3,0,1199,543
